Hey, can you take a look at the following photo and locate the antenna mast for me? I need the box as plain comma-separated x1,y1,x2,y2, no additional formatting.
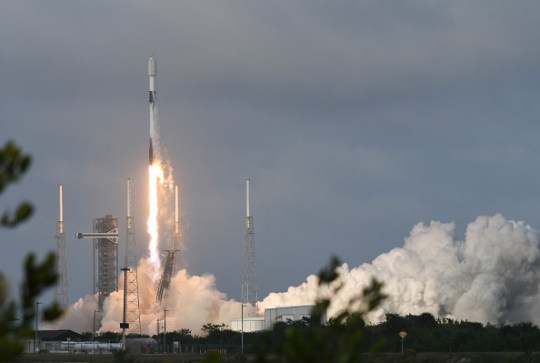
242,179,258,306
55,184,68,307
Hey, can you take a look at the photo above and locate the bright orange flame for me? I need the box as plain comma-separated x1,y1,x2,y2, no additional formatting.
147,163,164,273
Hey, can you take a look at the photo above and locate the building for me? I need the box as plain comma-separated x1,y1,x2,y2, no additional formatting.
23,329,83,353
265,305,322,328
230,317,265,332
230,305,326,332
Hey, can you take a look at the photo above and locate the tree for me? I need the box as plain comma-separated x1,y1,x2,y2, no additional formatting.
202,323,226,336
253,256,386,363
0,140,33,227
0,140,63,361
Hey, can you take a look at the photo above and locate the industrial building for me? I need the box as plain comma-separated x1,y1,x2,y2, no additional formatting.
230,305,326,332
230,317,265,333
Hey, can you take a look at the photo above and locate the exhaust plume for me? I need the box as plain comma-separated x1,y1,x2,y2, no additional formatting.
259,214,540,326
56,257,246,334
57,214,540,335
54,63,540,334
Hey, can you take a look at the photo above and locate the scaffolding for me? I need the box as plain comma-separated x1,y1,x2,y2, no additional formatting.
94,215,119,309
156,250,178,304
156,185,182,304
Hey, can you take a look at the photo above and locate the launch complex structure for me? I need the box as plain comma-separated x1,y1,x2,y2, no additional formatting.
68,55,183,334
75,180,142,334
72,178,182,334
156,185,182,304
54,56,259,337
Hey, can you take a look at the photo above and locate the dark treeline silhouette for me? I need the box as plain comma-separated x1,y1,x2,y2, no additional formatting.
364,313,540,352
87,313,540,354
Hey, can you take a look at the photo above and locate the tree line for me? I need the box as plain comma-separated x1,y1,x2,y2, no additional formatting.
86,313,540,354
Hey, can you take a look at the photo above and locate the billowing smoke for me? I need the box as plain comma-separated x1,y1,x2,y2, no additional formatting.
56,214,540,335
259,214,540,326
56,257,249,334
55,56,244,334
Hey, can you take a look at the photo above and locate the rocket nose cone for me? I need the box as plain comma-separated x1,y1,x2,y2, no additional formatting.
148,56,156,76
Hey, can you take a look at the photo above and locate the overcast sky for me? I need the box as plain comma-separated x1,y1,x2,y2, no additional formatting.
2,1,540,305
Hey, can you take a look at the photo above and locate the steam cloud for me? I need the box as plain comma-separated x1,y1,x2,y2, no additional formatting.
57,257,247,334
57,214,540,334
260,214,540,326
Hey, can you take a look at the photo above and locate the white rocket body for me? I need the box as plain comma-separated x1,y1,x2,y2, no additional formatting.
149,56,157,165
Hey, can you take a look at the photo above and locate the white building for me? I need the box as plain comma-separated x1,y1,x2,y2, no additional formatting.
231,305,326,332
230,317,265,332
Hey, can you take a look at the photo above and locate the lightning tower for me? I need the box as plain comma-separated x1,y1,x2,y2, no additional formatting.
242,179,257,306
156,185,181,304
125,178,141,333
55,184,68,307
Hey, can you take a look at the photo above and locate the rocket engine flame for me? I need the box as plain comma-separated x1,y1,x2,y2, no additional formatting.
147,163,164,275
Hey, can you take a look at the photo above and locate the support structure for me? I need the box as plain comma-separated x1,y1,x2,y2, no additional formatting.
76,217,119,309
54,184,68,307
163,309,169,353
242,179,258,307
121,267,129,350
124,178,141,334
156,318,161,352
156,185,182,304
156,250,178,304
94,216,119,308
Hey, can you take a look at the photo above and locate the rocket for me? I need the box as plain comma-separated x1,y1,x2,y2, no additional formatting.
149,55,156,165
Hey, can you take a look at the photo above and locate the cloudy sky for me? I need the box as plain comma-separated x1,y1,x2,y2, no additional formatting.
2,1,540,306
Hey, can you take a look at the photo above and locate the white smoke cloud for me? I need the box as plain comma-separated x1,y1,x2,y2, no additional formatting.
57,214,540,334
53,294,98,332
56,257,251,335
260,214,540,326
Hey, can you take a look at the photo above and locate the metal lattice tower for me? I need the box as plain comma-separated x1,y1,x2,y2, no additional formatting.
156,185,182,304
54,184,68,307
242,179,257,306
94,215,119,309
156,250,178,304
125,178,141,334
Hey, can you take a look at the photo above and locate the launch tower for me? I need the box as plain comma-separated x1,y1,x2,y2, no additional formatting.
94,215,119,308
156,185,182,304
54,184,68,307
242,179,258,306
156,250,178,304
125,179,141,333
